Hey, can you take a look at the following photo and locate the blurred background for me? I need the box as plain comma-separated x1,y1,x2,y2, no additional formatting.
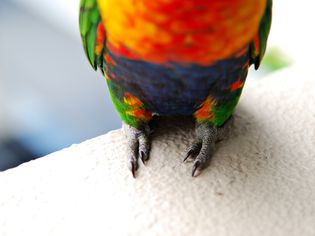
0,0,313,170
0,0,122,170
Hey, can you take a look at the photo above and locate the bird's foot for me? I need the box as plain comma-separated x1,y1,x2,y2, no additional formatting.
123,123,151,178
184,116,234,177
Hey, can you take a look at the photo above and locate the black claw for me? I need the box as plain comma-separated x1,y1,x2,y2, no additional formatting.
192,161,201,177
125,123,151,177
131,162,136,178
184,143,202,162
183,150,193,162
128,160,138,178
140,151,147,165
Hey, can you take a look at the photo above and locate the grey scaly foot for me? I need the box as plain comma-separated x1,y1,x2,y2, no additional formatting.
184,116,234,177
123,123,151,178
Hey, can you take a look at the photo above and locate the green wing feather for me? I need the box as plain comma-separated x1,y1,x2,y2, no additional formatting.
79,0,105,71
249,0,272,70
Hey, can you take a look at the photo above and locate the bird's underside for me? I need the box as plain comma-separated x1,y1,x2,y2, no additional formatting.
105,47,249,177
79,0,272,177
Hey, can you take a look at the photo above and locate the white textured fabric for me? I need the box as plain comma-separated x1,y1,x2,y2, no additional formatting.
0,66,315,236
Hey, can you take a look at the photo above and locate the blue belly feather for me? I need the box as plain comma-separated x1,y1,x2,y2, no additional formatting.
105,50,249,116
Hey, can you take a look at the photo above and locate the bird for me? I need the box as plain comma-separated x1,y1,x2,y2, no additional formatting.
79,0,272,177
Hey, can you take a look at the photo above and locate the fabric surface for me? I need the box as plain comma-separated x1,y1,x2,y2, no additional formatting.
0,66,314,236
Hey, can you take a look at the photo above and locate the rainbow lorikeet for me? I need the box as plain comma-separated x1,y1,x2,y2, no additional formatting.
79,0,272,177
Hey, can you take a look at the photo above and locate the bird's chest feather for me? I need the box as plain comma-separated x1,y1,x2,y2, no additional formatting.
98,0,266,65
99,0,261,114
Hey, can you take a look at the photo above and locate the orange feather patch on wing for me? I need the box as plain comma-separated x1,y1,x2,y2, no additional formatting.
95,22,106,55
253,33,261,57
195,96,217,122
230,79,244,91
104,53,116,66
124,93,152,122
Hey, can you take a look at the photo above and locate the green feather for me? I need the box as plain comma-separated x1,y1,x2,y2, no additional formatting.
212,93,241,127
249,0,272,70
79,0,105,71
106,80,142,127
